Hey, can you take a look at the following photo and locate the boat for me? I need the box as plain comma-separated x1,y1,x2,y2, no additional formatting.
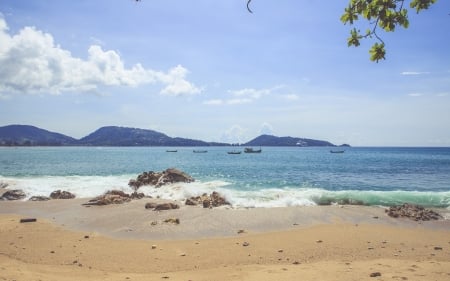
330,150,345,153
244,147,262,153
193,150,208,153
227,151,241,154
166,150,177,152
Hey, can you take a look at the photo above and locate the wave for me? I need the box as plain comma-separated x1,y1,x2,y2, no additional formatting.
1,176,449,209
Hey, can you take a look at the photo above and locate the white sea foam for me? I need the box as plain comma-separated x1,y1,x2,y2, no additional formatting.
1,175,449,209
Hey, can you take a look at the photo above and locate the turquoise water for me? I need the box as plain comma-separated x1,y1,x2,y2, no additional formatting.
1,146,449,208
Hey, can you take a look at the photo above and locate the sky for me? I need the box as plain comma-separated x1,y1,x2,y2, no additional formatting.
0,0,449,146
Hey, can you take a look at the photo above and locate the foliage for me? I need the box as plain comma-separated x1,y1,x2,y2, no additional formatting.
341,0,437,62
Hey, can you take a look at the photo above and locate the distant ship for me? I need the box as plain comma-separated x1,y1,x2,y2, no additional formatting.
244,147,262,153
193,150,208,153
330,150,345,153
227,151,241,154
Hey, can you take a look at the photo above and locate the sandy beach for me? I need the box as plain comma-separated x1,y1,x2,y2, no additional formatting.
0,198,449,281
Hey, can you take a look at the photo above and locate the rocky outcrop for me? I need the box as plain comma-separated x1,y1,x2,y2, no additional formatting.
129,168,194,189
0,189,26,200
28,196,51,201
185,191,230,208
385,203,443,221
83,190,144,206
50,190,76,199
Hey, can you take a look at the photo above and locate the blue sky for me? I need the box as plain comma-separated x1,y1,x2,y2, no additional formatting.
0,0,449,146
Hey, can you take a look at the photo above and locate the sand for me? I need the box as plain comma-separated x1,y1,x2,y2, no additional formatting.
0,198,449,280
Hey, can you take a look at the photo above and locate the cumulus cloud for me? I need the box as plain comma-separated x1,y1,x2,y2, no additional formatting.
0,17,201,96
259,122,274,136
220,125,246,144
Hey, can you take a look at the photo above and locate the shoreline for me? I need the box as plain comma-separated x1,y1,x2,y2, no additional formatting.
0,198,449,240
1,200,449,280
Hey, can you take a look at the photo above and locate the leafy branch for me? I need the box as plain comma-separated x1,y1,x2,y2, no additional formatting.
341,0,437,62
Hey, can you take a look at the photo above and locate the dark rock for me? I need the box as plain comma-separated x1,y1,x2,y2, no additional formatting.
50,190,75,199
385,203,443,221
1,189,26,200
28,196,51,201
153,203,180,211
128,168,195,189
83,190,131,206
185,192,229,208
185,198,199,206
370,272,381,277
145,202,158,209
163,218,180,224
210,191,230,207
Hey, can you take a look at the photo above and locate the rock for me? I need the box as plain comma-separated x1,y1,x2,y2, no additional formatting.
185,192,229,208
28,196,51,201
242,242,250,247
163,218,180,224
154,203,180,211
202,199,211,208
50,190,75,199
210,191,230,207
83,190,131,206
128,168,195,189
185,198,199,206
0,182,8,189
1,189,26,200
145,202,158,209
385,203,443,221
370,272,381,277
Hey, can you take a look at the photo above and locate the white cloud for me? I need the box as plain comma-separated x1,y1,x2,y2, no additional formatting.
0,17,200,96
401,71,430,75
283,94,299,100
203,99,223,105
408,93,424,97
229,88,271,99
259,122,274,135
220,125,246,144
226,98,252,105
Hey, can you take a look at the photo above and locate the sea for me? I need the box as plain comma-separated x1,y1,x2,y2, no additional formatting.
0,146,449,209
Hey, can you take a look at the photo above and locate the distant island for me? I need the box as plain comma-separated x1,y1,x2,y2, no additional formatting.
0,125,349,147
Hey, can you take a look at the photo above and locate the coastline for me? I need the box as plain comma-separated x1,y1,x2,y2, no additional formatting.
1,200,449,280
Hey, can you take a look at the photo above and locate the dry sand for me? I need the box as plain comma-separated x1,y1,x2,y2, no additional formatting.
0,199,449,280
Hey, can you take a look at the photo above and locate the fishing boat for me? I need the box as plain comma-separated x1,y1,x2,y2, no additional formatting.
330,150,345,153
244,147,262,153
227,151,241,154
193,150,208,153
166,150,177,152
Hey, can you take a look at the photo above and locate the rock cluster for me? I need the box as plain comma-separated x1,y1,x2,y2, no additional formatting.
129,168,194,189
50,190,76,199
185,191,230,208
0,189,26,200
385,203,442,221
84,190,145,206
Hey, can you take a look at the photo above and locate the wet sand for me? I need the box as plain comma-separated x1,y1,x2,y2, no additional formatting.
0,199,449,280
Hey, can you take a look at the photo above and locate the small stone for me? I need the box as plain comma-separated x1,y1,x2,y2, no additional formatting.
316,240,323,243
370,272,381,277
278,249,284,253
292,261,300,265
237,229,246,234
242,242,250,247
151,245,157,249
180,253,186,256
84,235,89,239
434,246,443,250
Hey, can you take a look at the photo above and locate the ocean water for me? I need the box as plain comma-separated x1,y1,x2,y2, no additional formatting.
0,146,449,208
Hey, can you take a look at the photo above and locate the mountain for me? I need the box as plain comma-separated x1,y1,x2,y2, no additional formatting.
78,126,223,146
0,125,345,147
243,134,336,147
0,125,77,146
